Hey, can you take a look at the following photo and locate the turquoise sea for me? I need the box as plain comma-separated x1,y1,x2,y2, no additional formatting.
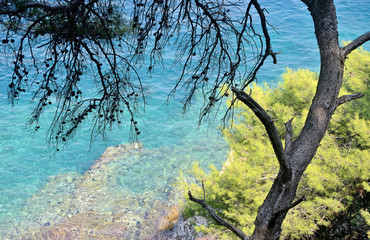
0,0,369,238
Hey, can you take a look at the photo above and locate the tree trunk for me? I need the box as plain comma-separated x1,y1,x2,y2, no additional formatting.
189,0,369,239
251,0,344,239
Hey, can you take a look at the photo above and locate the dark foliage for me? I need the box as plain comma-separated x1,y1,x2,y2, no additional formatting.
1,0,369,239
0,0,275,147
310,190,369,240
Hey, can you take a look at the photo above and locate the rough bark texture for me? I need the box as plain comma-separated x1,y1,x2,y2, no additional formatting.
233,1,369,239
249,0,364,239
248,1,342,239
187,0,370,239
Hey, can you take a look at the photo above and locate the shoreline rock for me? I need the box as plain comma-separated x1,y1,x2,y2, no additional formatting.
3,143,205,239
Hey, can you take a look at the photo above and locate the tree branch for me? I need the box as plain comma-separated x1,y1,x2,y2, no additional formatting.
188,182,249,240
300,0,313,8
269,195,306,228
285,118,294,152
341,31,370,58
242,0,277,89
337,93,364,107
0,2,71,15
232,87,290,174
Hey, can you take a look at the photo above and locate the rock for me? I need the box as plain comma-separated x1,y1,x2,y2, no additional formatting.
41,222,80,239
153,215,209,240
90,142,143,169
4,142,190,239
168,215,197,240
158,206,181,231
197,234,219,240
39,211,135,239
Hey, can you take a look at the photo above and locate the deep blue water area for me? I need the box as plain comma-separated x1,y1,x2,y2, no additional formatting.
0,0,369,235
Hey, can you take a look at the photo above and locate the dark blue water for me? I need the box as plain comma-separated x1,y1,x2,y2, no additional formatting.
0,0,369,235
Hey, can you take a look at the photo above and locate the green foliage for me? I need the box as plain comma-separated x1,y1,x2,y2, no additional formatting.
178,48,370,239
361,210,370,238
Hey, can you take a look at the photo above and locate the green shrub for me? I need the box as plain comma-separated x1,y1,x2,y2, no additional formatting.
178,48,370,239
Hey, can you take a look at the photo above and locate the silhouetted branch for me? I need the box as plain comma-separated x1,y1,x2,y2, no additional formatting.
242,0,277,90
2,0,147,147
2,0,277,148
0,1,71,15
301,0,313,8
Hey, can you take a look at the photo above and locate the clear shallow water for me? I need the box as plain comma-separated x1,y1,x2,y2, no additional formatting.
0,0,369,237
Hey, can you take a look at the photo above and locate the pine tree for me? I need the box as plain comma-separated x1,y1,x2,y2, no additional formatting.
179,48,370,239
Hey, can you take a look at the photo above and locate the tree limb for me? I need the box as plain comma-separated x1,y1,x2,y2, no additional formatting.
269,195,306,228
300,0,313,8
337,93,364,107
242,0,277,89
284,118,294,152
0,1,72,15
341,31,370,58
188,182,249,240
232,87,290,175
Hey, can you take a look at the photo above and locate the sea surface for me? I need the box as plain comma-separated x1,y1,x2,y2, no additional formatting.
0,0,369,238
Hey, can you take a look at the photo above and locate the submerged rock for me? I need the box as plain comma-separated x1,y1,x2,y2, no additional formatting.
3,143,196,239
154,215,209,240
39,211,135,239
158,206,181,231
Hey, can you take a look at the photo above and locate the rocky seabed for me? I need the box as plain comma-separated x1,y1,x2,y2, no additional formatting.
2,143,210,239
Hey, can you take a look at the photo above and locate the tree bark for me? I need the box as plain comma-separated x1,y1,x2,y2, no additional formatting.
190,0,370,239
250,0,359,239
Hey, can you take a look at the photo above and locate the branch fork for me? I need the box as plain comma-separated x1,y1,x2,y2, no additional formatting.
269,195,306,228
188,182,249,240
270,50,282,64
